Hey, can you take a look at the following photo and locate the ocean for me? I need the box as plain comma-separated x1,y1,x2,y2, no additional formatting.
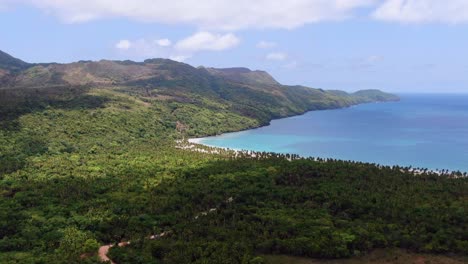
196,94,468,172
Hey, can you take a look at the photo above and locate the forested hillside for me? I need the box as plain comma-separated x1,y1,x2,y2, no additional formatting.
0,51,398,133
0,50,30,72
0,51,466,264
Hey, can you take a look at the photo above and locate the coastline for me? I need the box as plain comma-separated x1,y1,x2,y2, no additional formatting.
185,138,243,152
188,137,203,144
180,138,462,177
186,97,467,175
187,97,401,147
187,99,400,151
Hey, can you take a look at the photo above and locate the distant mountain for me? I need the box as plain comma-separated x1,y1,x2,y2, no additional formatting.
0,50,30,72
352,89,400,102
0,49,399,130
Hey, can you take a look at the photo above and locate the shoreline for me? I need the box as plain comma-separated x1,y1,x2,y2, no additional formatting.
187,137,231,150
180,139,465,177
182,139,465,177
188,137,203,144
186,100,467,175
187,98,402,148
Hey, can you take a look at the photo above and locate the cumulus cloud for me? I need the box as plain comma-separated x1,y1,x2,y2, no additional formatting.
2,0,375,30
175,32,240,52
115,32,239,62
7,1,468,27
155,38,171,47
115,40,131,50
266,52,288,61
256,41,277,49
169,55,191,62
373,0,468,23
114,38,173,59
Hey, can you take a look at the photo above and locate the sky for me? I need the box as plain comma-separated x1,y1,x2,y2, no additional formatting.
1,0,468,93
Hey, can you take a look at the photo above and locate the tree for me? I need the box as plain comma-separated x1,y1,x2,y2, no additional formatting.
56,226,96,263
175,121,189,139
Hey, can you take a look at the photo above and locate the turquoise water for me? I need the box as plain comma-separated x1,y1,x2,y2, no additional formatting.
198,94,468,172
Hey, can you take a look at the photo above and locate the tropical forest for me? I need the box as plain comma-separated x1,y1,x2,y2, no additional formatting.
0,49,466,264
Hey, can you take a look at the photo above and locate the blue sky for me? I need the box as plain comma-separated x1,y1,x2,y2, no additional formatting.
1,0,468,93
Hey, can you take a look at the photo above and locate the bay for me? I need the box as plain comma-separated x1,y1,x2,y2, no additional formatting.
196,94,468,172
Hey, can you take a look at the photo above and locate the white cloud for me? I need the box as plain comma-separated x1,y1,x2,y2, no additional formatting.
373,0,468,23
115,32,238,61
155,38,171,47
256,41,277,49
115,39,131,50
266,52,288,61
116,38,172,56
169,55,191,62
175,32,240,52
114,38,172,58
4,0,375,30
9,0,468,27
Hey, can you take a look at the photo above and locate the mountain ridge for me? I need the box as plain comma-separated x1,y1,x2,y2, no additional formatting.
0,49,399,135
0,50,394,95
0,50,31,72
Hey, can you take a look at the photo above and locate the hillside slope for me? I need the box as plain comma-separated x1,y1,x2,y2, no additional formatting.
0,50,30,72
0,50,398,134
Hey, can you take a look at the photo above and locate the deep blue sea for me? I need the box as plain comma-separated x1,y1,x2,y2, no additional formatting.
197,94,468,172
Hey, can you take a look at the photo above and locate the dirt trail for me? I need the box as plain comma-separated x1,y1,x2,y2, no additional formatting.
97,196,232,263
98,245,114,264
98,235,161,263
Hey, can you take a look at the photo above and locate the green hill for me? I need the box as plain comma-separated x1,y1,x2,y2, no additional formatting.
0,50,30,72
0,50,398,134
0,51,465,264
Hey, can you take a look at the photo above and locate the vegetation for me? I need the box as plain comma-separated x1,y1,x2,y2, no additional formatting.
261,249,468,264
0,51,465,263
0,50,31,72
